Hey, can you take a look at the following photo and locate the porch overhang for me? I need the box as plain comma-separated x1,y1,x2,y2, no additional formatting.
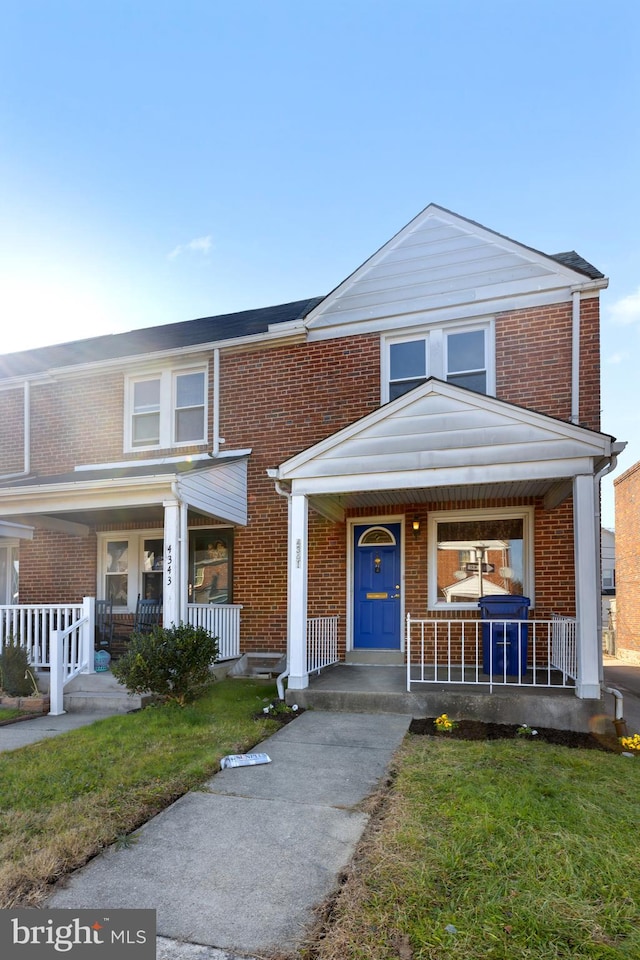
0,456,249,531
270,379,619,520
271,380,620,701
0,519,34,539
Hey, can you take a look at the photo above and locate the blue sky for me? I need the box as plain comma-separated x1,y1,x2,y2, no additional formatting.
1,1,638,527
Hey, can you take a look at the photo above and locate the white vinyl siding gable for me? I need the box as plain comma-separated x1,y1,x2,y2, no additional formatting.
305,205,599,341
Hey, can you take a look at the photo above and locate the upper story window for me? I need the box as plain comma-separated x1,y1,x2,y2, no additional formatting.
384,322,493,403
126,366,207,452
446,329,486,393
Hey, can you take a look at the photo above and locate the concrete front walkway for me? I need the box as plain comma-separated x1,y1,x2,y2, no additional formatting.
46,711,412,958
0,710,115,752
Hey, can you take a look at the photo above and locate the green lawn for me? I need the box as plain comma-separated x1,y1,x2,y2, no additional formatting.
0,678,281,908
0,706,26,723
3,687,640,959
307,735,640,960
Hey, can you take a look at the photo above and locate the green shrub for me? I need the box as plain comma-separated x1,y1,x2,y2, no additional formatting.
0,637,37,697
111,623,219,705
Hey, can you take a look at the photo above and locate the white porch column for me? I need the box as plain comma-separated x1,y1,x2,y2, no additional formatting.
163,499,181,628
287,492,309,690
573,474,600,699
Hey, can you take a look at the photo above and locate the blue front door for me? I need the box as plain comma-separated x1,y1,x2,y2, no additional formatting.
353,523,401,649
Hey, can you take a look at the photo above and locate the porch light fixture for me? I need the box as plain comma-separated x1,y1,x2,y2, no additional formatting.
412,516,421,540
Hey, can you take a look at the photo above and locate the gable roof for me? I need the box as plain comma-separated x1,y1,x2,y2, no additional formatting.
0,204,606,381
0,297,323,381
273,378,615,505
548,251,604,280
303,204,607,337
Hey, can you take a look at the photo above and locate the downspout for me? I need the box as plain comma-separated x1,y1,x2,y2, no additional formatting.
271,476,291,700
594,442,626,731
603,685,626,737
0,381,31,481
212,348,221,457
570,289,581,424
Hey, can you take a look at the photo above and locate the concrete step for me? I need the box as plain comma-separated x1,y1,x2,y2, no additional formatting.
37,669,147,714
64,670,147,713
345,650,404,665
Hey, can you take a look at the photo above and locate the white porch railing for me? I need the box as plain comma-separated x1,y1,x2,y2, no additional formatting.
307,615,339,674
186,603,242,660
0,600,92,671
0,599,95,716
406,613,578,691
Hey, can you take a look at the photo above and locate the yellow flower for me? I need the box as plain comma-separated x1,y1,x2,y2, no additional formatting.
620,733,640,753
435,713,457,732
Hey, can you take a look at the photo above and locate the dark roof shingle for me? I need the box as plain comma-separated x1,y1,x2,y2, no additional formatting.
0,297,324,380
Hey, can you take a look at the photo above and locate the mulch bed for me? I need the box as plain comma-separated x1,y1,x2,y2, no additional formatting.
409,717,621,753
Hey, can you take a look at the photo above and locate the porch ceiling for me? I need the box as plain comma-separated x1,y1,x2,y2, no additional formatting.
307,477,568,519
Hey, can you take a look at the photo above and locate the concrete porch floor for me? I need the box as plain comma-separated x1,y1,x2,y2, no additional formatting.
285,663,613,734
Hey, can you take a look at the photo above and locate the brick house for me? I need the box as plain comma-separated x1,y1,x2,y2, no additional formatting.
0,204,624,722
614,462,640,662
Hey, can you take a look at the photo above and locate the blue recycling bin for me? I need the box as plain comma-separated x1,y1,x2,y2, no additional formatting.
94,649,111,673
479,595,530,676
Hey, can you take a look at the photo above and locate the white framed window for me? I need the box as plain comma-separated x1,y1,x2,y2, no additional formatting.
446,328,487,392
99,527,233,612
125,366,207,452
383,321,494,403
388,337,429,401
0,541,19,604
427,507,534,611
100,531,164,612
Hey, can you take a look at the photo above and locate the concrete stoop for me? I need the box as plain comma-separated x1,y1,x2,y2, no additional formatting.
37,670,147,714
64,672,148,713
284,665,609,734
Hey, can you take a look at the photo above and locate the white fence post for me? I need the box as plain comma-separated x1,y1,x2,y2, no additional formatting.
83,596,96,674
49,629,65,716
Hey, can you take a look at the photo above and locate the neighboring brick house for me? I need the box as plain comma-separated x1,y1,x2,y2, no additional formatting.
614,462,640,662
0,204,624,715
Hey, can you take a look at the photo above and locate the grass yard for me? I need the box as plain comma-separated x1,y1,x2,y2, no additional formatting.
306,734,640,960
0,706,26,723
3,688,640,959
0,678,281,909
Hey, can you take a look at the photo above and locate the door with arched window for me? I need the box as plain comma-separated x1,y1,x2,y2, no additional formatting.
353,523,401,649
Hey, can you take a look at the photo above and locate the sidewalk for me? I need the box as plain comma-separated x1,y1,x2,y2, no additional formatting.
0,710,115,753
44,711,412,958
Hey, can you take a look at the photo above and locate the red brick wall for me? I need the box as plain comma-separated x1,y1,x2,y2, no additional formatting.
496,296,600,431
221,335,380,650
0,387,26,474
3,298,595,656
19,530,97,603
614,461,640,661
